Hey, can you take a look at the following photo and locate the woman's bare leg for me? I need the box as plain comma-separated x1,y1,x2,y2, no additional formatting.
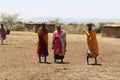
44,56,46,63
95,57,97,65
38,54,41,63
61,59,63,63
1,40,3,45
87,56,89,65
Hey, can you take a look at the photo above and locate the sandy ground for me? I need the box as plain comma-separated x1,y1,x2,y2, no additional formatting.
0,31,120,80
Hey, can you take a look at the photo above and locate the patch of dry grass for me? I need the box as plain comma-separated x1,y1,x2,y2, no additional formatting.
0,31,120,80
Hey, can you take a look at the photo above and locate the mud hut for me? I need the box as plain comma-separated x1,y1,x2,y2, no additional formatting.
102,25,120,38
24,23,55,33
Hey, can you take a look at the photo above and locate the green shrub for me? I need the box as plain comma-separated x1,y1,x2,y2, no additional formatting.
95,23,105,33
11,24,24,31
68,23,79,29
95,26,101,33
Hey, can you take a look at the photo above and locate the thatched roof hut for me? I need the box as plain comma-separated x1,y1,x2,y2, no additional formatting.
102,25,120,38
24,23,55,33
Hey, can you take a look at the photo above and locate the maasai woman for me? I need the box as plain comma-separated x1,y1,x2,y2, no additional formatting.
37,23,49,63
52,25,66,63
85,23,100,65
0,24,6,45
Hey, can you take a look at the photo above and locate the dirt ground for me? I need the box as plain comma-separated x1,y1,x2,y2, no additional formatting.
0,31,120,80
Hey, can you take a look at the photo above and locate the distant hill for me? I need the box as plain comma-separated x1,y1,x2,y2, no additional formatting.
22,17,120,23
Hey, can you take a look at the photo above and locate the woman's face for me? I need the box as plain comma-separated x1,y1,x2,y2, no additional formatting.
56,26,61,31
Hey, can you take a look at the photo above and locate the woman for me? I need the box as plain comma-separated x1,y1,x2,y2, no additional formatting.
85,23,100,65
37,23,49,63
0,24,6,45
52,25,66,63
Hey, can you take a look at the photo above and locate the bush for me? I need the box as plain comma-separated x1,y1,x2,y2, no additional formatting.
62,24,86,34
68,23,79,29
95,26,102,33
95,23,105,33
11,24,25,31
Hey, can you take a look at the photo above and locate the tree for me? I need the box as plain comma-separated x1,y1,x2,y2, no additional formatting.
68,23,79,28
0,13,19,29
48,18,60,24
